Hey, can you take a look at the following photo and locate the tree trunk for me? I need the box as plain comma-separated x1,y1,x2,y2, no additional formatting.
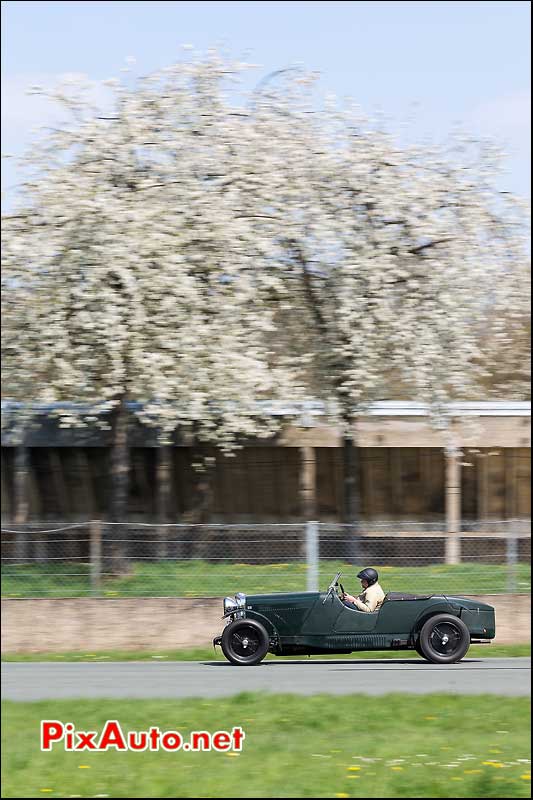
109,397,130,574
14,444,29,524
110,397,130,521
13,444,29,562
156,444,172,559
182,451,215,561
342,434,360,564
299,446,317,520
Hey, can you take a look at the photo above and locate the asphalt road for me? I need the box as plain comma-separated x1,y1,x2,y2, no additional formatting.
2,658,530,700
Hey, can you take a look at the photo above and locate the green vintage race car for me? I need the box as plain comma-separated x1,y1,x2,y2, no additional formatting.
213,572,496,666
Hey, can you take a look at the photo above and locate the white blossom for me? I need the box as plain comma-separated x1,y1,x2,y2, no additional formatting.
1,52,530,448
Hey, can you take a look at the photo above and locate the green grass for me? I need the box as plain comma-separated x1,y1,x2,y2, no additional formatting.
2,643,530,663
2,694,531,798
2,560,531,598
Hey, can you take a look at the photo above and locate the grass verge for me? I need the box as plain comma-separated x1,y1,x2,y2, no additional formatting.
2,694,531,798
2,560,531,598
2,643,530,662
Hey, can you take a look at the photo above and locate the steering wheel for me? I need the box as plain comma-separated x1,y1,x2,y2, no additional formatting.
322,572,342,604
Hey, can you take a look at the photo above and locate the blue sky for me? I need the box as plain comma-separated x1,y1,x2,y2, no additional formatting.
2,0,531,208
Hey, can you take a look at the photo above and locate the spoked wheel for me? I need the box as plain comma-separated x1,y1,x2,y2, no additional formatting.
221,619,269,666
418,614,470,664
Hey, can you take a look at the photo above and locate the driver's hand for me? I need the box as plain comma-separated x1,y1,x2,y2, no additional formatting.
343,593,355,603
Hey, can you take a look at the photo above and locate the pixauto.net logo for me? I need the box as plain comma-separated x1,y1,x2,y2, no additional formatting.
41,720,245,753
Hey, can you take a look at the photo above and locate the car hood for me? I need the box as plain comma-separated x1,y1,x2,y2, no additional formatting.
246,591,322,606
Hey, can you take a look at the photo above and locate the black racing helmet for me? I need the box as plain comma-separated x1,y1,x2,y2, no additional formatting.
357,567,379,586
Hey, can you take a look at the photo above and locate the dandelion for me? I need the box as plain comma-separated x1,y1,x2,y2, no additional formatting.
482,761,504,768
464,770,483,774
225,752,239,758
335,794,350,798
347,766,361,772
390,766,404,771
521,774,531,781
78,765,91,769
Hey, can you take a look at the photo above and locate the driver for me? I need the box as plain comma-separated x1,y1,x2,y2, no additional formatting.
342,567,385,613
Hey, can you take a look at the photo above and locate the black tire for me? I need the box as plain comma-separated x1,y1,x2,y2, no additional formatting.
414,639,430,661
221,619,270,666
418,614,470,664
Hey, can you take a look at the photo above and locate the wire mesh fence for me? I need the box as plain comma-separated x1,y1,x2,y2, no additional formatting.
1,520,530,598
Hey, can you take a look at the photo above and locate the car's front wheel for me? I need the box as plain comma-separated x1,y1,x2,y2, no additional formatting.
221,618,270,666
418,614,470,664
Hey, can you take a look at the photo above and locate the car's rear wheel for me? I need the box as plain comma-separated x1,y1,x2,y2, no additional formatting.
221,619,270,666
414,639,430,661
418,614,470,664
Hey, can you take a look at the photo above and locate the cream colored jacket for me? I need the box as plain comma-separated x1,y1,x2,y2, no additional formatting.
352,582,386,613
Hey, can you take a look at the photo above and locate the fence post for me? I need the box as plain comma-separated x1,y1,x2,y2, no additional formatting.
506,523,518,594
90,520,102,596
306,521,319,592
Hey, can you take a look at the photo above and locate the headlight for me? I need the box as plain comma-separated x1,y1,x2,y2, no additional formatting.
235,592,246,608
223,597,239,614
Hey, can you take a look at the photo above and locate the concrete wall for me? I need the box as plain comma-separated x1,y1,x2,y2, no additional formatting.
1,595,530,653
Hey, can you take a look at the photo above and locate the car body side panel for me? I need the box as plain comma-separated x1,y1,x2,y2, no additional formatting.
300,594,346,633
377,598,457,635
459,607,496,639
333,605,380,632
245,592,320,637
239,590,495,652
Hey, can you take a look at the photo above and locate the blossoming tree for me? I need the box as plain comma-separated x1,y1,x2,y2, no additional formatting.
2,52,530,525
